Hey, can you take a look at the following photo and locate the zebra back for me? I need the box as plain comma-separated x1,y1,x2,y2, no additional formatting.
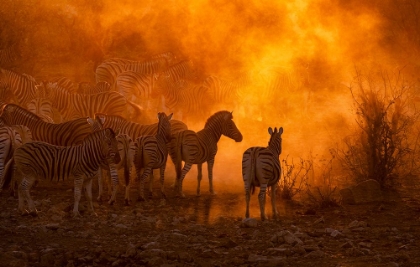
125,57,169,76
48,76,78,93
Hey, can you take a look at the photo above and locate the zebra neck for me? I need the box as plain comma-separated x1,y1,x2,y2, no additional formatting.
268,140,281,156
197,128,221,143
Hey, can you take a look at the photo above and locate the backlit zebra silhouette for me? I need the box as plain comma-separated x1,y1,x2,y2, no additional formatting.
13,128,121,217
242,127,283,221
134,112,173,202
168,110,243,197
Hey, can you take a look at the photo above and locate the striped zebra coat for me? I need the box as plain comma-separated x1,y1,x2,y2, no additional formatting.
13,128,121,217
133,112,173,202
39,82,142,122
242,127,283,221
94,113,188,140
0,104,99,146
97,133,136,205
0,68,40,106
168,110,243,197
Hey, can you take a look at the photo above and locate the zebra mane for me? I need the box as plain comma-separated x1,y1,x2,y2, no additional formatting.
83,128,115,143
2,103,42,121
204,110,233,128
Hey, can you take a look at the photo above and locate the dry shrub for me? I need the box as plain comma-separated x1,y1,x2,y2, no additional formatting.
337,68,419,189
277,155,311,200
305,154,341,209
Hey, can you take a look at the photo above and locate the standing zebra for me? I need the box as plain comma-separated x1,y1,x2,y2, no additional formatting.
0,103,99,146
115,71,155,108
242,127,283,221
94,113,188,140
134,112,173,202
38,82,142,122
13,128,121,217
168,110,243,197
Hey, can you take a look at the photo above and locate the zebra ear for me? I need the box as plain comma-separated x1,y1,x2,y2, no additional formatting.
268,127,273,135
168,113,173,120
86,117,94,125
278,127,283,134
95,113,106,125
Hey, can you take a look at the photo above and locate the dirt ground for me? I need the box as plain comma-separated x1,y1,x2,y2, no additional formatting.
1,170,420,267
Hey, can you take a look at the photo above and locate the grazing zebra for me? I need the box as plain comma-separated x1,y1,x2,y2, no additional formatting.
38,82,142,121
0,68,40,106
0,103,98,146
168,110,243,197
97,133,136,205
133,112,173,202
94,113,188,140
242,127,283,221
13,128,121,217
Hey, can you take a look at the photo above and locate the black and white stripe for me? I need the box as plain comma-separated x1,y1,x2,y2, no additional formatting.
13,128,121,216
168,110,243,197
133,112,173,202
242,127,283,220
0,68,39,106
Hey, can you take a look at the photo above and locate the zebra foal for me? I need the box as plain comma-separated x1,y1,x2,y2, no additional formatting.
13,128,121,217
168,110,243,197
242,127,283,221
133,112,173,202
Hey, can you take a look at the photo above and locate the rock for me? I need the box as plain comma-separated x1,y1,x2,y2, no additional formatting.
304,250,324,258
330,230,343,237
340,179,383,204
241,218,258,228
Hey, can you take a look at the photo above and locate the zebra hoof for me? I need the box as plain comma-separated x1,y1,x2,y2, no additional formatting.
124,199,130,206
137,196,145,202
20,210,30,216
29,210,38,217
72,211,81,218
108,200,115,206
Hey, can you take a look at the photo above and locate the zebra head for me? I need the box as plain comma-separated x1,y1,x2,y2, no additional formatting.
101,128,121,165
157,112,173,141
268,127,283,155
217,111,243,142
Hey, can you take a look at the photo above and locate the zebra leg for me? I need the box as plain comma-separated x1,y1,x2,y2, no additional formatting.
178,163,193,198
124,164,133,206
196,163,203,196
73,176,84,217
84,178,97,216
20,177,37,216
258,184,268,221
97,169,103,202
138,167,152,201
207,158,216,195
147,171,154,199
108,163,119,205
159,165,166,199
271,184,279,219
243,175,251,219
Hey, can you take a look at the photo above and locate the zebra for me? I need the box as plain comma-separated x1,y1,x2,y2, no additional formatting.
94,113,188,140
0,125,32,196
48,76,78,94
0,103,99,146
115,71,155,106
26,97,55,123
154,78,213,123
168,110,243,197
13,128,121,217
38,81,143,122
78,81,111,94
133,112,173,202
97,133,136,205
0,68,40,106
242,127,283,221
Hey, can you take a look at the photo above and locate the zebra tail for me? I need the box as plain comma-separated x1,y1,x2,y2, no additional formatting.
1,157,14,191
250,151,256,195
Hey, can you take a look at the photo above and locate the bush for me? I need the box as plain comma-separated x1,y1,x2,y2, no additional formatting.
338,68,418,188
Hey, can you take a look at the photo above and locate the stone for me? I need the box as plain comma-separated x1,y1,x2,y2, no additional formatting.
340,179,383,204
241,218,258,228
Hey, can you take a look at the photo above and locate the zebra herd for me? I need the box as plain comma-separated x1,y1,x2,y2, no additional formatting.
0,51,286,221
